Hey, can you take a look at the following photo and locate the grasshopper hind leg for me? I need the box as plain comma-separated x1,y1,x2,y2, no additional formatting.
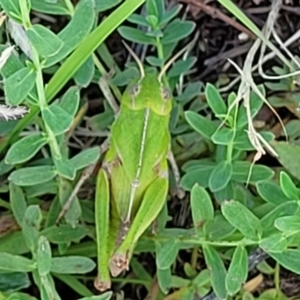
110,174,168,276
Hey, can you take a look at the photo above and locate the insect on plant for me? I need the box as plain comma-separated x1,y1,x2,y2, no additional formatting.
57,43,192,291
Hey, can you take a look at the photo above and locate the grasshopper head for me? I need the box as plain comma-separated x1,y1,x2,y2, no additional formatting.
123,72,172,116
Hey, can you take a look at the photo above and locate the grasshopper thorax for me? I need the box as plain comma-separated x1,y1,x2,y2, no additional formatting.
123,72,172,116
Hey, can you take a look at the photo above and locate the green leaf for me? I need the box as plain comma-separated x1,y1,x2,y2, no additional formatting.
118,26,155,45
191,184,214,230
162,19,195,44
204,215,235,241
159,4,182,26
205,83,227,116
221,200,262,241
50,256,95,274
155,238,178,269
214,181,235,203
9,166,56,186
284,119,300,139
256,180,291,205
234,131,274,151
8,292,38,300
242,292,255,300
274,142,300,181
0,158,13,175
58,178,81,226
0,45,24,79
9,182,27,226
74,55,95,87
231,161,274,183
268,248,300,274
22,205,43,252
25,180,56,197
79,292,113,300
0,232,29,255
44,0,95,67
167,57,197,78
176,82,202,102
0,0,22,22
275,216,300,234
53,273,94,298
37,236,52,276
128,13,149,26
59,86,80,117
280,171,299,200
259,233,289,253
181,165,214,190
111,67,139,86
0,273,30,293
209,161,232,192
95,0,121,12
146,0,158,16
236,85,265,128
27,24,64,57
203,245,227,299
4,67,37,105
192,269,210,288
185,111,218,139
54,157,75,180
211,128,235,145
31,0,69,15
261,201,300,236
41,224,89,244
5,134,47,164
157,267,172,294
70,147,100,171
38,273,60,300
42,103,73,136
226,245,248,295
0,253,35,272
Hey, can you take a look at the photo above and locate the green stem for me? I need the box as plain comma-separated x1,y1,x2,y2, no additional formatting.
155,37,169,86
226,97,239,161
20,3,62,159
32,48,62,158
19,0,31,28
63,0,75,16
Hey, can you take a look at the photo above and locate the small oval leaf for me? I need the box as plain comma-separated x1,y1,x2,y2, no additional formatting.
226,245,248,295
209,161,232,192
191,184,214,230
4,67,37,105
5,134,47,164
27,24,64,57
9,166,56,186
42,103,73,136
221,200,262,241
50,256,95,274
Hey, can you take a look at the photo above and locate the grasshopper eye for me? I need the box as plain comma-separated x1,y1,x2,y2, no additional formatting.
129,83,140,97
161,87,172,101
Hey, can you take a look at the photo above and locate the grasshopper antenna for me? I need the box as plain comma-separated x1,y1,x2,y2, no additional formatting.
158,31,199,83
122,40,145,80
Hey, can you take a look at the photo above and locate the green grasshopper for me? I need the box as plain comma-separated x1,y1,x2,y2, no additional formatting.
93,44,190,291
57,43,190,291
